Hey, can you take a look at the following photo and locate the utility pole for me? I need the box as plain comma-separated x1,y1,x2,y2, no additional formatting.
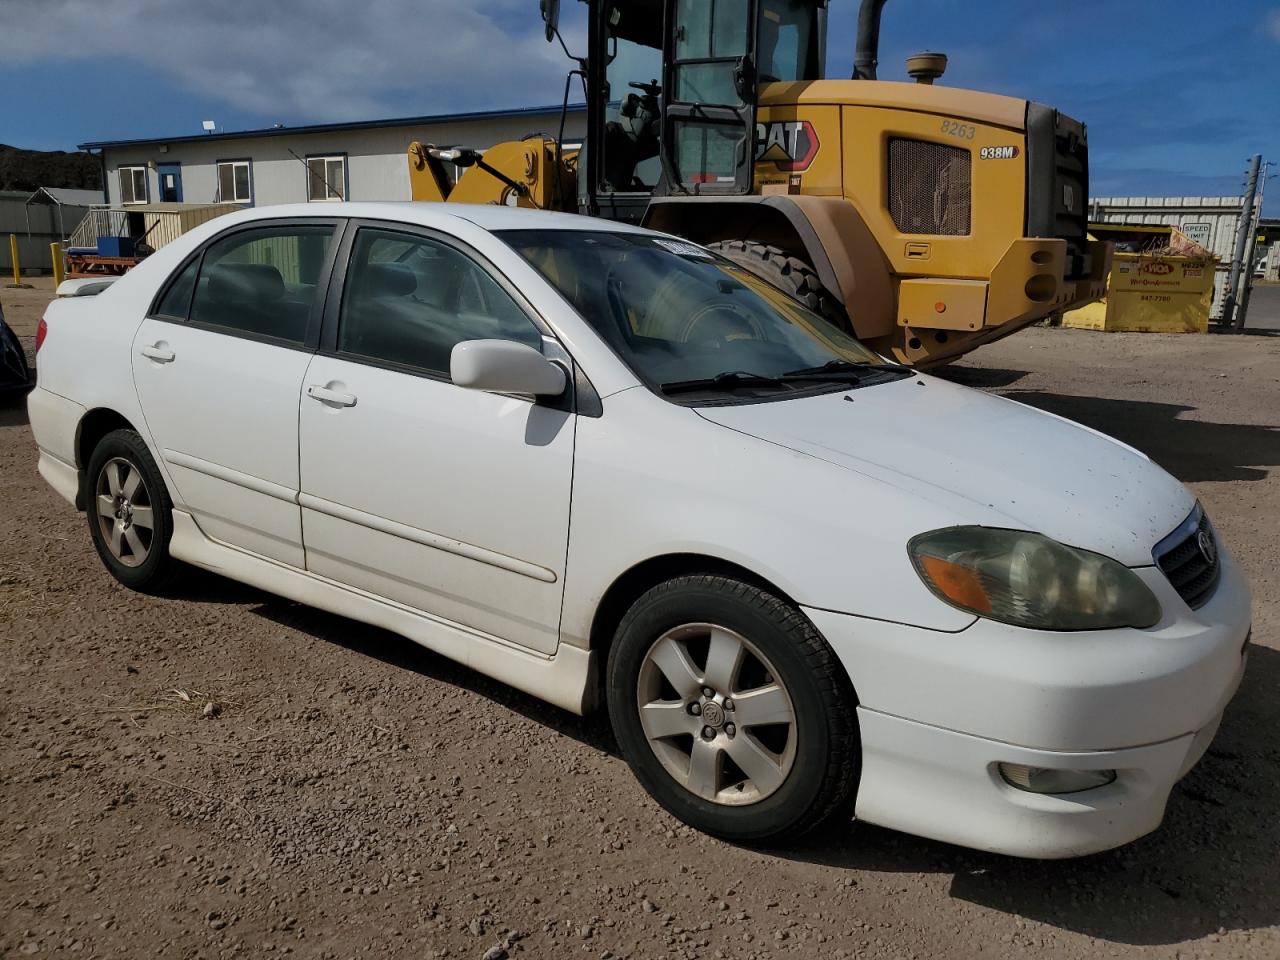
1224,154,1261,332
1237,160,1273,329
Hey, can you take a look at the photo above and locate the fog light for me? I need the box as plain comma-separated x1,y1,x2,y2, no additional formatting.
998,763,1116,795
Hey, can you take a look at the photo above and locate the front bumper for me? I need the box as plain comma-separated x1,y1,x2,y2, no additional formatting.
852,685,1237,858
805,552,1251,857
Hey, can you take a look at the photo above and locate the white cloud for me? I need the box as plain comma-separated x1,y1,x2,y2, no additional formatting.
0,0,583,123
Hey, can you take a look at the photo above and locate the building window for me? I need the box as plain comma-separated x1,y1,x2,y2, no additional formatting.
119,166,148,204
306,155,346,201
216,160,253,204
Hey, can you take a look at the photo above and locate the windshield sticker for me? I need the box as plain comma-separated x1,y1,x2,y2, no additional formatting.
653,238,714,259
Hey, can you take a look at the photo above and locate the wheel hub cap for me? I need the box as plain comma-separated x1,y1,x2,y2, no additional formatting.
636,622,797,806
95,457,154,568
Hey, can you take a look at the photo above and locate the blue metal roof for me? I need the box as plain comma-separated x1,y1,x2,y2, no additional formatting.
78,102,587,151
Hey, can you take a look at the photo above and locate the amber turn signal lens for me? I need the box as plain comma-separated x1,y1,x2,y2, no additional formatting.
918,554,992,613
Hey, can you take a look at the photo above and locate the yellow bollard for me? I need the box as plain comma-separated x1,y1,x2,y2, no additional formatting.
50,242,65,288
6,234,33,288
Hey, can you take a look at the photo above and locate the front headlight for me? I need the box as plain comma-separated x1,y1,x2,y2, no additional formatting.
908,527,1160,630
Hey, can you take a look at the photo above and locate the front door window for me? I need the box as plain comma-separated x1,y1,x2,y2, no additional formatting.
337,228,543,376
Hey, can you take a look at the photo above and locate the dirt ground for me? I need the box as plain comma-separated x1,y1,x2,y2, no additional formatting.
2,278,1278,960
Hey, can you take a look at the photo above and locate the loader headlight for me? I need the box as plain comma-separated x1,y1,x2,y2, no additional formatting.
908,527,1160,630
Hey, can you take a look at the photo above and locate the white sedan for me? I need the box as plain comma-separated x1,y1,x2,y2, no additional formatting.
28,203,1250,857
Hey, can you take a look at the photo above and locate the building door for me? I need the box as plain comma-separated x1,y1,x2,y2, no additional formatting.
157,163,183,202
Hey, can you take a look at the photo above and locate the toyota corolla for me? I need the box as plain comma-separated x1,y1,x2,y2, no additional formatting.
28,203,1250,857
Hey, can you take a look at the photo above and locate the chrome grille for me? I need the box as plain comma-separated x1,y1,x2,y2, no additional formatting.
888,138,971,236
1154,506,1221,610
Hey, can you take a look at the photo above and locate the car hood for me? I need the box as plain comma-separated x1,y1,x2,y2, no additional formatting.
694,374,1194,567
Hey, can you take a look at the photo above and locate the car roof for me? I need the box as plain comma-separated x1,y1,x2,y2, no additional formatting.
219,201,652,235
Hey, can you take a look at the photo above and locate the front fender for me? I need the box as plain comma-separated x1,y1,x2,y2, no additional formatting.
558,388,977,649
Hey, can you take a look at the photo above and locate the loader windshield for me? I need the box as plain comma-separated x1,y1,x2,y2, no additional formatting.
501,229,897,403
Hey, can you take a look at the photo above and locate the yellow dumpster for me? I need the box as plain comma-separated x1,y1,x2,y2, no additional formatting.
1063,224,1217,333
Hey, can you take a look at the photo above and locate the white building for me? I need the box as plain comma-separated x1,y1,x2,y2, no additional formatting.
80,104,587,209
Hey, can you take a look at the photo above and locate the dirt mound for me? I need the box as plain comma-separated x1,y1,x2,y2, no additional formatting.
0,143,102,192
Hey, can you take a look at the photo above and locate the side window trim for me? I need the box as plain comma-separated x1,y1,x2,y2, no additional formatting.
147,249,205,322
146,217,347,352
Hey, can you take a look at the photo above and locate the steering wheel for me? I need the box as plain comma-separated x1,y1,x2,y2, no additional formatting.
678,302,763,348
628,79,662,98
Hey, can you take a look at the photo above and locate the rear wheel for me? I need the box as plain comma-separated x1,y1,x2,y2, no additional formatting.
706,240,848,331
85,428,178,592
607,575,860,842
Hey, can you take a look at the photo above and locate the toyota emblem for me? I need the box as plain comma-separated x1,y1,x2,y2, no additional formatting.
1197,530,1217,566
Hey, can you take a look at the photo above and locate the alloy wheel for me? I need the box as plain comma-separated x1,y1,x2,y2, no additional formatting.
636,622,797,806
95,457,155,568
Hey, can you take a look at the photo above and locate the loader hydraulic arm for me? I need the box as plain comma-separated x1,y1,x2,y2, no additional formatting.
425,145,534,203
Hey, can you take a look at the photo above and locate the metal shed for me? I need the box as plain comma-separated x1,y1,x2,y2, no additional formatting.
25,186,103,242
0,187,96,276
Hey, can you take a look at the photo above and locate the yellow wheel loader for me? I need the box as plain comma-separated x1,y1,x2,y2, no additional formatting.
407,0,1110,366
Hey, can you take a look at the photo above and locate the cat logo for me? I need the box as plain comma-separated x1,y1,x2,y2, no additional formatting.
755,120,820,171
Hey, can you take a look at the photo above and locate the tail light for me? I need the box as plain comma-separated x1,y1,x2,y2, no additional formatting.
35,318,48,354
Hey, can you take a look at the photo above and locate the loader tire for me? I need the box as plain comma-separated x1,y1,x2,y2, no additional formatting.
706,240,849,333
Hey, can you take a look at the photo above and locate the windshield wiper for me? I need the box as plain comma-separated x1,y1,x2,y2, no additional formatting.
661,361,913,396
660,370,794,395
782,358,913,378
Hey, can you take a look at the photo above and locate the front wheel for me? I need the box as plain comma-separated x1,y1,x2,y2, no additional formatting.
607,575,860,842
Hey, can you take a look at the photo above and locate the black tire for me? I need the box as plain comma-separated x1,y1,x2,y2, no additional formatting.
85,428,179,593
705,240,849,331
607,575,859,843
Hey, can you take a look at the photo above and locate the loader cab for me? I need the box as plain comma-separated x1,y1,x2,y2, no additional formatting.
569,0,825,222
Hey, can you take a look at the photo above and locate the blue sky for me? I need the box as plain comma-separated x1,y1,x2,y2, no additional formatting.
1,0,1276,213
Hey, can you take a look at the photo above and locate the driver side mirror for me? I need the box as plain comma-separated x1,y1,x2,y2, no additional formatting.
451,339,567,397
540,0,560,42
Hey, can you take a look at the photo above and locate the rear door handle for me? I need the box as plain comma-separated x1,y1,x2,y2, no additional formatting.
306,384,357,408
140,343,175,363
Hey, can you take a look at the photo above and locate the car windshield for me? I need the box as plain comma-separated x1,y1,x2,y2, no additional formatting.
498,229,899,402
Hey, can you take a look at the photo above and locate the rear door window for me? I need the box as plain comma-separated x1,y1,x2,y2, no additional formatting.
188,224,336,344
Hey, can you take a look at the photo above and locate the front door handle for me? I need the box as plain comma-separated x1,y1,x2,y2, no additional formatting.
306,384,357,408
140,342,175,363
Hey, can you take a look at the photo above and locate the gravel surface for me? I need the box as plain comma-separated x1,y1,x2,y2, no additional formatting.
2,279,1277,959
